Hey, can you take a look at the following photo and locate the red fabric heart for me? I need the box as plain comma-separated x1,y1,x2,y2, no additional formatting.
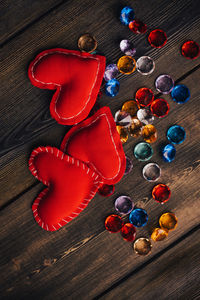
29,147,102,231
60,106,126,185
28,49,106,125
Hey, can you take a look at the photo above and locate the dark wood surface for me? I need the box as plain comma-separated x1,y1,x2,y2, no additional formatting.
0,0,200,299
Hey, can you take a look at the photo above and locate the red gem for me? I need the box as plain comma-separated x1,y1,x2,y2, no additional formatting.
121,223,136,242
98,184,115,197
135,88,154,107
181,40,200,59
150,98,169,117
148,29,167,48
105,214,123,233
152,184,171,203
129,19,147,34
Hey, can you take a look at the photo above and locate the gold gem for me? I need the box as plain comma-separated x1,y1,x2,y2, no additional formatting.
159,212,178,231
117,56,136,74
133,238,152,256
78,33,97,53
142,124,157,143
121,100,138,117
116,126,128,143
151,228,168,242
128,118,143,137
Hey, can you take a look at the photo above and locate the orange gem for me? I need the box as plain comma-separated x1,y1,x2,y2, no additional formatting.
151,228,168,241
159,212,178,230
117,56,136,74
142,124,157,143
121,100,138,117
128,118,143,137
116,126,128,143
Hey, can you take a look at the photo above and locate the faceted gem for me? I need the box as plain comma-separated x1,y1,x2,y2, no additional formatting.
121,223,136,242
121,100,138,117
98,184,115,197
133,238,152,255
134,142,153,161
155,74,174,94
117,56,136,75
136,56,155,75
116,126,128,143
129,19,147,34
159,212,178,231
135,88,154,107
171,84,190,104
129,208,148,227
115,196,134,215
162,144,176,162
120,39,136,56
105,214,123,233
167,125,186,144
151,228,168,241
115,110,132,127
142,163,161,182
120,6,135,26
152,184,171,203
124,156,133,175
181,40,200,59
148,29,167,48
104,64,119,81
150,98,170,118
128,118,143,137
78,33,97,53
137,108,154,125
142,124,157,143
105,79,120,97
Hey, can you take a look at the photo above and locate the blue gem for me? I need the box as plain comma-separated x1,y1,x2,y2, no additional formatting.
134,142,153,161
171,84,190,104
162,144,176,162
129,208,148,227
167,125,186,144
120,6,135,26
105,79,120,97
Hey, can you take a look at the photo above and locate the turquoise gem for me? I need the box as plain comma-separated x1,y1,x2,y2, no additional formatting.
105,79,120,97
171,84,190,104
162,144,176,162
120,6,135,26
167,125,186,144
134,142,153,161
129,208,148,227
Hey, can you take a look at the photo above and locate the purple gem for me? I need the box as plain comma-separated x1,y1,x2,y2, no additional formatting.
104,64,119,81
155,74,174,94
120,39,136,56
115,196,134,215
124,156,133,175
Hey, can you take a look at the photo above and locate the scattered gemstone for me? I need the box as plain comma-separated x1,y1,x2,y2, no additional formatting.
148,29,167,48
181,40,200,59
167,125,186,144
78,33,97,53
142,124,158,143
115,196,134,215
137,108,154,124
105,79,120,97
120,39,136,56
124,156,133,175
120,6,135,26
150,98,170,118
98,184,115,197
162,144,176,162
136,56,155,75
129,208,148,227
134,142,153,161
105,214,124,233
171,84,190,104
142,163,161,182
159,212,178,230
133,238,152,255
121,223,136,242
115,110,132,127
152,184,171,203
117,56,136,74
104,64,119,81
122,100,138,117
128,118,143,137
135,88,154,107
116,126,128,143
129,19,147,34
155,74,174,94
151,228,168,241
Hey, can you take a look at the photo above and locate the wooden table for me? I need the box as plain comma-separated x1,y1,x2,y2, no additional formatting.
1,0,200,299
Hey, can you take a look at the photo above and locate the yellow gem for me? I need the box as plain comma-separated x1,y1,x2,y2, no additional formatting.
142,124,158,143
117,56,136,74
116,126,128,143
159,212,178,231
121,100,138,117
128,118,143,137
151,228,168,242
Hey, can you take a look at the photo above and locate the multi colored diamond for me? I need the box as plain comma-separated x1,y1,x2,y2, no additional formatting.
129,19,147,34
115,110,132,127
162,144,176,162
115,195,134,215
122,100,138,117
124,156,133,175
137,108,154,124
129,208,148,227
167,125,186,144
98,184,115,197
181,40,200,59
142,163,161,182
120,6,135,26
171,84,190,104
151,228,168,241
117,56,136,74
121,223,136,242
116,126,128,143
148,29,167,48
142,124,157,143
150,98,170,118
152,184,171,203
133,238,152,255
159,212,178,230
155,74,174,94
78,33,97,53
135,88,154,107
136,56,155,75
134,142,153,161
105,79,120,97
104,64,119,81
105,214,123,233
128,118,143,137
120,39,136,56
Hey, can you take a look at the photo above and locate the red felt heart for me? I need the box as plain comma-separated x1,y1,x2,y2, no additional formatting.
29,147,102,231
60,106,126,185
28,49,106,125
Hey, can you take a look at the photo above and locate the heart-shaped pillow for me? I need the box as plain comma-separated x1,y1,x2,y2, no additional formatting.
28,49,106,125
